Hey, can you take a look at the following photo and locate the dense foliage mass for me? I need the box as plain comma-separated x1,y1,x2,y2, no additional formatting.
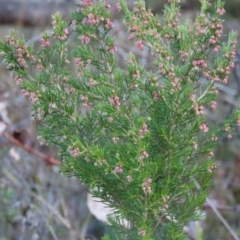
0,0,238,239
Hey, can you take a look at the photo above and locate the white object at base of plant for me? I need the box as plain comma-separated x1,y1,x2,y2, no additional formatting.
0,121,7,134
87,192,130,228
0,101,11,125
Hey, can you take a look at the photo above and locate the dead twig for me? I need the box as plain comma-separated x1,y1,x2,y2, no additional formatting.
3,131,60,166
203,203,240,212
194,179,240,240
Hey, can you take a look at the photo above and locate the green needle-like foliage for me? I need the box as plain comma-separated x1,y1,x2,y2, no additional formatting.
0,0,238,239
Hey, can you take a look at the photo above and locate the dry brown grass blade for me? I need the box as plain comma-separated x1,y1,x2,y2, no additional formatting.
3,131,60,166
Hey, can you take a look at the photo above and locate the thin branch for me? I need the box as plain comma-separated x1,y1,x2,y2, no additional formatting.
3,132,60,166
194,179,240,240
205,198,240,240
203,203,240,212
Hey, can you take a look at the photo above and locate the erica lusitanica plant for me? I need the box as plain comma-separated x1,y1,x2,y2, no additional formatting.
0,0,239,239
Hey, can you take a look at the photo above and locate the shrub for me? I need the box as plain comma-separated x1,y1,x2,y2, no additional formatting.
0,0,238,239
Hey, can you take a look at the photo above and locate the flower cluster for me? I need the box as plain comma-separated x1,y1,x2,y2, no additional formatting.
68,147,81,157
139,123,148,138
109,96,121,108
200,123,209,133
113,166,123,174
21,90,38,103
39,37,50,48
142,177,152,194
80,35,90,44
194,103,204,115
81,0,92,7
5,33,34,69
52,14,69,41
139,150,149,162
